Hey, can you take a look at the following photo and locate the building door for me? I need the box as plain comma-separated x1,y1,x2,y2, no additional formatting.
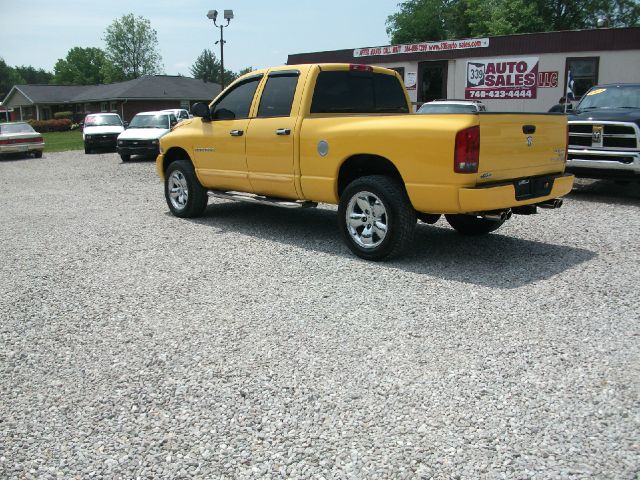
418,61,448,103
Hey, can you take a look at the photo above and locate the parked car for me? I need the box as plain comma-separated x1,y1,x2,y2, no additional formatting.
83,113,125,154
417,100,486,114
156,63,572,261
0,122,44,158
567,83,640,179
161,109,190,121
117,111,177,162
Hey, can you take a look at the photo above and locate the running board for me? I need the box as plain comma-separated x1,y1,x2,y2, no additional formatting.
207,190,317,209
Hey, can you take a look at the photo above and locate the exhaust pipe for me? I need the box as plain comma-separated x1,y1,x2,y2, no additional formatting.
537,198,563,209
482,209,512,222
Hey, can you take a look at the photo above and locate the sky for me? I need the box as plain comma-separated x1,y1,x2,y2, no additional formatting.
0,0,402,76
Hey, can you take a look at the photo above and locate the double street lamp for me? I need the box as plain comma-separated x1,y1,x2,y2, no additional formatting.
206,9,233,90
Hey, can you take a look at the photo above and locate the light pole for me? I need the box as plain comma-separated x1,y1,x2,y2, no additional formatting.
206,9,233,90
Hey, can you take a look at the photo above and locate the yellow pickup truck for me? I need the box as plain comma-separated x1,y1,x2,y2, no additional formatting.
156,63,573,260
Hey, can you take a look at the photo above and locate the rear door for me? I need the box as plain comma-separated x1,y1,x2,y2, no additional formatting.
477,114,567,183
245,69,303,199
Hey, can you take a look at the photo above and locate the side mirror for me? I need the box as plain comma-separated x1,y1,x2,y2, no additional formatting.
123,121,129,128
191,102,211,121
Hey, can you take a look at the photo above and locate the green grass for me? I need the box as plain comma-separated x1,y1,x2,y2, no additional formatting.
42,130,83,152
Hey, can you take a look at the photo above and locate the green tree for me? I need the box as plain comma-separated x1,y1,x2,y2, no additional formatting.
14,65,53,84
386,0,639,42
0,58,24,100
237,67,255,77
103,14,163,81
53,47,109,85
189,49,238,85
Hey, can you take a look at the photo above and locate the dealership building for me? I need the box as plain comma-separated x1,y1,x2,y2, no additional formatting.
287,27,640,112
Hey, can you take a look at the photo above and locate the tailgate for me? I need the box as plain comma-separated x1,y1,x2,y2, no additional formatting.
477,114,567,183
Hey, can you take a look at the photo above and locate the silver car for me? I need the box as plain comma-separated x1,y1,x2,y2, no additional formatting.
0,122,45,158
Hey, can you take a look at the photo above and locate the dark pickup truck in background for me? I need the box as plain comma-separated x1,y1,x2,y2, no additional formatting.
567,83,640,179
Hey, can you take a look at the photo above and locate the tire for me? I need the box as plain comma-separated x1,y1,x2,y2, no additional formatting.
338,175,416,261
120,154,131,162
164,160,208,218
84,145,91,154
445,214,505,235
34,151,43,158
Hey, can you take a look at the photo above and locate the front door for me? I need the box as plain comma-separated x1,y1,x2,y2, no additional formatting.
192,75,262,192
418,61,448,103
246,70,301,199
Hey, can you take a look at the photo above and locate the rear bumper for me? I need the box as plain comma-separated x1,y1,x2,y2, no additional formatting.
0,142,44,154
458,173,574,212
566,149,640,176
408,173,574,214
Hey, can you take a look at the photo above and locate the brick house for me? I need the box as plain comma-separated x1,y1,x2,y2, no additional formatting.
2,75,221,122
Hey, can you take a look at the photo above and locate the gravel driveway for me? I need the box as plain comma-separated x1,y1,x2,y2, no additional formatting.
1,151,638,479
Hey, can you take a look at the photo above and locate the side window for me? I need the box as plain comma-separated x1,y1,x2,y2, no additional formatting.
212,77,261,120
310,71,409,114
257,73,299,118
565,57,599,99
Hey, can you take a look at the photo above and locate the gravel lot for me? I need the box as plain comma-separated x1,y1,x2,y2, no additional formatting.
1,151,638,479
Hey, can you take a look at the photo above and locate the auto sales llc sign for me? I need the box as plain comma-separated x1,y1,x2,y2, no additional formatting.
465,57,539,100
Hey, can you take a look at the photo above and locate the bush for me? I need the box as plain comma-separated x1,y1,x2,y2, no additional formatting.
54,111,73,120
28,119,72,133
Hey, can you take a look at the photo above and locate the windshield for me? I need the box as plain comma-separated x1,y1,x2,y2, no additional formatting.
417,104,478,114
0,123,36,134
576,85,640,110
129,114,169,129
85,115,122,127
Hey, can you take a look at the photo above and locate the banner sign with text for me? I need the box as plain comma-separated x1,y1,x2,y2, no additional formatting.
465,57,539,100
354,38,489,58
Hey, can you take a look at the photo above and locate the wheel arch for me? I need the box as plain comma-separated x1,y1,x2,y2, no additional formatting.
337,154,405,198
162,146,193,173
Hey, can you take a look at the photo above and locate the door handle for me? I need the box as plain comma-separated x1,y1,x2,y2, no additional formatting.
275,128,291,136
229,129,244,136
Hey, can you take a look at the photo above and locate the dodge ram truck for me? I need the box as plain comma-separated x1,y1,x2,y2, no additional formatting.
156,64,574,260
567,83,640,179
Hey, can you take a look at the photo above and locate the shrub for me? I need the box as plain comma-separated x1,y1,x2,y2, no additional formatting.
54,111,73,120
28,119,72,133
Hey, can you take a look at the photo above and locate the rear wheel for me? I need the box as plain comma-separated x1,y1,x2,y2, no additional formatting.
34,151,43,158
120,154,130,162
445,214,505,235
84,145,91,154
164,160,208,218
338,175,415,261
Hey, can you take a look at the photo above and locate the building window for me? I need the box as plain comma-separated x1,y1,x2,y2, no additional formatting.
110,101,118,112
100,102,108,112
180,100,190,109
389,67,405,82
84,103,90,113
565,57,599,99
75,104,83,112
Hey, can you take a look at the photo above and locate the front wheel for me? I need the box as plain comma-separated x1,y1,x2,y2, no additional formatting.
164,160,208,218
338,175,416,261
445,214,505,235
120,154,130,162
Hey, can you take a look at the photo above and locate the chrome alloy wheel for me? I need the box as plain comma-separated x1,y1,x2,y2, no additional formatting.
345,191,388,249
168,170,189,210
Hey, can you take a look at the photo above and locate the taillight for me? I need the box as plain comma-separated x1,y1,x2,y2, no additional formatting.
349,64,373,72
454,126,480,173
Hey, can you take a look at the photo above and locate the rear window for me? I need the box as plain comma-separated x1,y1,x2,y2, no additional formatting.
0,123,36,134
311,70,409,114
